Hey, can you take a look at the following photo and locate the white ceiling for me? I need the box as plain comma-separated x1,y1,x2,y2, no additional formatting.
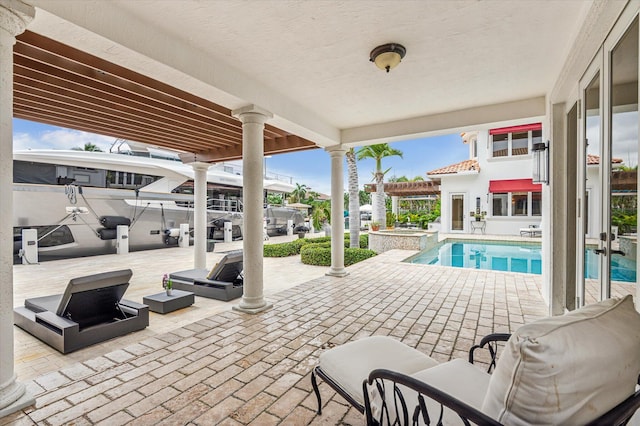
28,0,591,147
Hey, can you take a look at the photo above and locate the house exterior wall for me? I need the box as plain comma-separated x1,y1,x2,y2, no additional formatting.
438,128,545,235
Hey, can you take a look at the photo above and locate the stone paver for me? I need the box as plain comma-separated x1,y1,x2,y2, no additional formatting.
6,241,634,425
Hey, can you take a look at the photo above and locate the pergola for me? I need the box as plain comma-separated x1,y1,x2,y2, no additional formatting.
13,31,317,160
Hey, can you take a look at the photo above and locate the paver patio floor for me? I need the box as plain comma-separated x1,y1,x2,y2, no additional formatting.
3,245,634,425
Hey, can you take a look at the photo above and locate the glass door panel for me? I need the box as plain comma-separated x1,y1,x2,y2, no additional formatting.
580,70,601,307
451,194,464,231
609,18,638,299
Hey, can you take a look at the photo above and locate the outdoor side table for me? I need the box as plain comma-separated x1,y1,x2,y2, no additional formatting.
143,290,195,314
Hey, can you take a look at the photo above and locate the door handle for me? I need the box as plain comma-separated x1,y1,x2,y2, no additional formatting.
594,248,606,255
610,249,625,256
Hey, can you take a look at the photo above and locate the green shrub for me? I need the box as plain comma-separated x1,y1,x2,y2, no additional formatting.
301,246,376,266
263,242,300,257
301,242,332,252
344,248,377,265
342,233,368,248
264,236,334,257
359,233,369,248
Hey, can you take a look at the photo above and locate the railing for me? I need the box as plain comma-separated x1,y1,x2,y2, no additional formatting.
180,198,243,212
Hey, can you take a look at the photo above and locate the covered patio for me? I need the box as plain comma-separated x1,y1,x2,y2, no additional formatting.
4,249,549,425
4,246,633,424
1,0,640,421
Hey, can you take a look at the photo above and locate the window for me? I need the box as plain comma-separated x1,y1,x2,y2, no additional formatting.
511,131,528,155
512,192,528,216
490,123,542,158
532,192,542,216
492,191,541,217
492,193,508,216
492,134,508,157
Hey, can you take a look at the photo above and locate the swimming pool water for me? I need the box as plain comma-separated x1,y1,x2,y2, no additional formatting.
407,239,636,282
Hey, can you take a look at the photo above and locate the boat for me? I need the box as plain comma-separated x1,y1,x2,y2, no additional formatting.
12,143,303,261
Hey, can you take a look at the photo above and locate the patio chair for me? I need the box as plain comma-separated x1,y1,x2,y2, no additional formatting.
519,224,542,237
311,295,640,425
14,269,149,354
170,249,243,301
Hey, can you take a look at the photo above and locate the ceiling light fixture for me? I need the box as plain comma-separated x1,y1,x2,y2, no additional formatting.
369,43,406,73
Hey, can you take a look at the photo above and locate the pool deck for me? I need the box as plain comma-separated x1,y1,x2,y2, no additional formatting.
4,232,634,425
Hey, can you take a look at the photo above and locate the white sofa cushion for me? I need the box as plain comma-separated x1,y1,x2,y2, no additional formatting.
318,336,438,406
369,359,492,425
482,295,640,425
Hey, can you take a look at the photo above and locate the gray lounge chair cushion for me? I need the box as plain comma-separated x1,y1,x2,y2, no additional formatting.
170,268,210,283
25,294,61,313
482,295,640,425
318,336,438,406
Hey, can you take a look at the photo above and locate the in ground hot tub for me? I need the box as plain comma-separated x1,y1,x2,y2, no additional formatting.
368,228,438,253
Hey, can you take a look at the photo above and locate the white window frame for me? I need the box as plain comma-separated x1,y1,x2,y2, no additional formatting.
490,129,538,158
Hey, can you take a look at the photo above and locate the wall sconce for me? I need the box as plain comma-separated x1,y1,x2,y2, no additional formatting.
370,43,406,73
532,141,549,184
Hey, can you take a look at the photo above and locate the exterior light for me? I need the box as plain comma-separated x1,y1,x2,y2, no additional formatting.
369,43,406,73
532,141,549,184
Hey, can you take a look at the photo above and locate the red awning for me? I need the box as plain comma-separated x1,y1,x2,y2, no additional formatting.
489,179,542,193
489,123,542,135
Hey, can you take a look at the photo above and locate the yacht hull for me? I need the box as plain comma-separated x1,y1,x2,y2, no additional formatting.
13,183,242,261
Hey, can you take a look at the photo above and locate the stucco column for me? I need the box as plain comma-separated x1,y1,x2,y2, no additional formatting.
0,0,34,417
232,105,273,314
192,162,209,269
391,196,399,217
326,147,348,277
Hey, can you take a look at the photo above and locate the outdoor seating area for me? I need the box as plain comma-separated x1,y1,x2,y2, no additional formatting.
7,246,636,424
312,296,640,425
13,269,149,354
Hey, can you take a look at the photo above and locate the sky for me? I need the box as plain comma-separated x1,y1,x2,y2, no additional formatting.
12,118,469,195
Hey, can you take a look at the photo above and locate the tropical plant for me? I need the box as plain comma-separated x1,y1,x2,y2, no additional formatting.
359,190,370,206
311,200,331,230
288,182,309,204
356,143,403,227
346,148,360,248
72,142,103,152
386,211,396,227
266,193,283,206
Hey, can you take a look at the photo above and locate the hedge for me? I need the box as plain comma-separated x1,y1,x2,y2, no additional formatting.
264,234,369,257
300,246,376,266
264,236,332,257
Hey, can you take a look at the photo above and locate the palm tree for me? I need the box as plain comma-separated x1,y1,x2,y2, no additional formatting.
289,182,308,204
72,142,103,152
311,200,331,230
356,143,403,227
345,148,360,247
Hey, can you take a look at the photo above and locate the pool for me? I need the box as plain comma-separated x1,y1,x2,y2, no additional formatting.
407,239,636,282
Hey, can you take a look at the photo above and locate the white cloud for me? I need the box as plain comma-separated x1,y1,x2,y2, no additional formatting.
13,128,115,152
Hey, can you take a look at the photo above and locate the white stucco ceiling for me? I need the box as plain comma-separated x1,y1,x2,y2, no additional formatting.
27,0,591,147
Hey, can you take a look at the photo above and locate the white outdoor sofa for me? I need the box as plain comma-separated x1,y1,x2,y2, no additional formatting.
311,295,640,425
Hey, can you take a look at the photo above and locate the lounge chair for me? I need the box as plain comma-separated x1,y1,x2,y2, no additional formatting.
311,295,640,425
169,249,243,301
519,224,542,237
14,269,149,354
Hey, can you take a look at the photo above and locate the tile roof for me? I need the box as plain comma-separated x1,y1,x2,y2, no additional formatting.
427,159,480,175
587,154,623,165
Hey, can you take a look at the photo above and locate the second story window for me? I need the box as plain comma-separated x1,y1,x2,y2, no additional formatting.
490,123,542,158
